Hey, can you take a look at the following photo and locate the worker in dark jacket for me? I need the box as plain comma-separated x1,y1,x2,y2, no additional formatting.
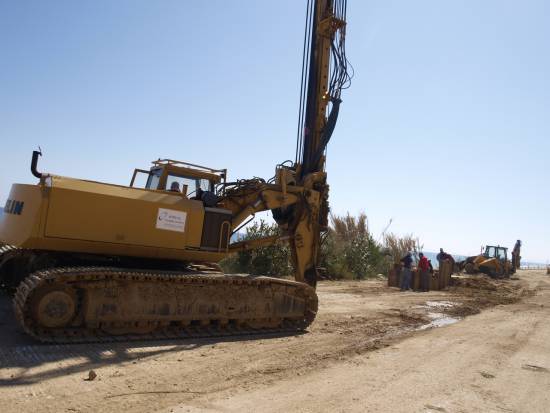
400,252,413,291
437,248,455,274
512,240,522,270
418,252,431,292
436,248,446,268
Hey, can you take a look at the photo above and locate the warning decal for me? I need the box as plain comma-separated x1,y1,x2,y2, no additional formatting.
156,208,187,233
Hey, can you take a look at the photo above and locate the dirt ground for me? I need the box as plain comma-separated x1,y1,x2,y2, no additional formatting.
0,270,548,413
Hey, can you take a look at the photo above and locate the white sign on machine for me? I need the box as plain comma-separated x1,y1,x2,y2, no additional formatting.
156,208,187,233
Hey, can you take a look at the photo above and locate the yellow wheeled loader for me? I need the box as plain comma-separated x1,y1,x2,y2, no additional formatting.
462,244,517,278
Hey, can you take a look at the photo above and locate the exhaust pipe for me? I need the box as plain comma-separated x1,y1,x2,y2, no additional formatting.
31,150,42,179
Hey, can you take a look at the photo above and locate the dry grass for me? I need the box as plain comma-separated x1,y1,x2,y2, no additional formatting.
383,233,423,264
330,212,369,243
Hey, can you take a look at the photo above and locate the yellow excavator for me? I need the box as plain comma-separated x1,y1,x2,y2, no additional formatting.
0,0,351,343
461,241,521,278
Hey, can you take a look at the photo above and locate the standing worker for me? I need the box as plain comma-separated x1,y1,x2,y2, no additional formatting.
418,252,431,292
512,240,522,270
437,248,455,274
400,252,413,291
436,248,446,269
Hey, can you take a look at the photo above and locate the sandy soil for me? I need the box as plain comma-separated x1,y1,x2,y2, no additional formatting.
0,270,548,413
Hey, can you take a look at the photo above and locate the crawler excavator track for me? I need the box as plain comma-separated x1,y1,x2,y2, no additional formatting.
12,265,318,343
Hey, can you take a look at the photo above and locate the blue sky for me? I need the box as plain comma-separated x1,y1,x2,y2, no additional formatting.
1,1,548,262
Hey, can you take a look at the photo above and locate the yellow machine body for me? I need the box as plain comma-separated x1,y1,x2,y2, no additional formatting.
0,165,318,342
1,176,227,263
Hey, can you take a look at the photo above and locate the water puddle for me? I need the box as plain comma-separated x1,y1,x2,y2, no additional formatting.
416,301,461,330
424,301,456,308
418,312,460,330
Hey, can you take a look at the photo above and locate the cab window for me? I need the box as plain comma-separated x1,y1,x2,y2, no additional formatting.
146,169,162,190
130,170,151,188
485,246,496,258
131,168,161,189
166,174,212,196
199,179,211,192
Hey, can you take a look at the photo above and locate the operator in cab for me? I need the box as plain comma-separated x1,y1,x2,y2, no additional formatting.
169,181,181,192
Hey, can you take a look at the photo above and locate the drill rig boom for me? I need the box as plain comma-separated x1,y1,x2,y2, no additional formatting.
222,0,351,286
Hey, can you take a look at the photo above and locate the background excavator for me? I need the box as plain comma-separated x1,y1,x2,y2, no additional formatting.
0,0,351,343
460,240,521,278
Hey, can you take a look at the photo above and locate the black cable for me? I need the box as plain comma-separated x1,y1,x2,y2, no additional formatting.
295,0,312,163
301,0,315,163
294,0,352,171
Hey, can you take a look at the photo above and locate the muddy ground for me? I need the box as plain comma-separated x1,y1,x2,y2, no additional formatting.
0,270,548,413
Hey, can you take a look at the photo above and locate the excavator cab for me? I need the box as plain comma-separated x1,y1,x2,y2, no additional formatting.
130,159,226,199
482,245,508,262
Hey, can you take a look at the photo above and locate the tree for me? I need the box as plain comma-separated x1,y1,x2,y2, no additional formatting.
220,220,292,276
321,213,385,279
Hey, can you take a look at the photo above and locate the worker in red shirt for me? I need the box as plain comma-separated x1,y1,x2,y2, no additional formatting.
418,252,431,292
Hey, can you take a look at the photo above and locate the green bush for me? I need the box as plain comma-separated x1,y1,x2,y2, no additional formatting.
220,220,292,276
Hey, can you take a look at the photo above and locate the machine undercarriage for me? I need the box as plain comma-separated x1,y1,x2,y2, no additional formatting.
2,244,317,343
